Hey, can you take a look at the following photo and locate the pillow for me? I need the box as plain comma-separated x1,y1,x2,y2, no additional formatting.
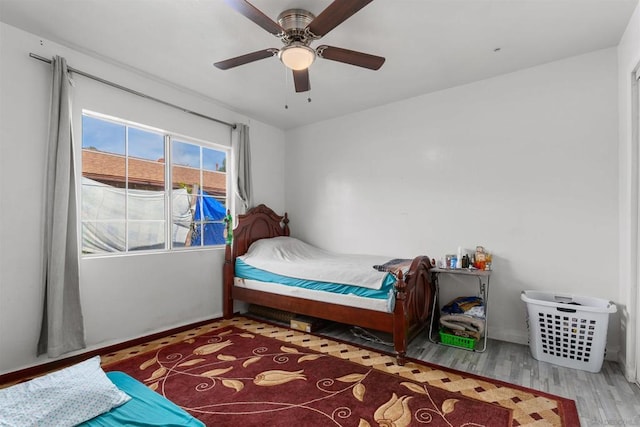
0,356,130,427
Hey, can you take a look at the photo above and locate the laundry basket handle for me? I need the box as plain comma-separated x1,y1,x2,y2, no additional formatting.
520,291,617,314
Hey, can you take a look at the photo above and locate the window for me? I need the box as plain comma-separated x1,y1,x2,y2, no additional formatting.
81,111,229,254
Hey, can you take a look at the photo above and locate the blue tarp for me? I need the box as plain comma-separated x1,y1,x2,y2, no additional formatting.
191,191,226,246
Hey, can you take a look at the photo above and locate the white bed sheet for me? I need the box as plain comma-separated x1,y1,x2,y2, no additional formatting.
238,237,391,290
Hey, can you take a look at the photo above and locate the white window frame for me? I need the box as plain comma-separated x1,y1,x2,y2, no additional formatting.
80,110,231,256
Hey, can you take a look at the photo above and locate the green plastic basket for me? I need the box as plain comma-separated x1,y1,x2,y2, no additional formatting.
439,329,477,350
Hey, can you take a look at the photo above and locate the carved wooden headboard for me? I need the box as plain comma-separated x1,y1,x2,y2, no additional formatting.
230,204,290,259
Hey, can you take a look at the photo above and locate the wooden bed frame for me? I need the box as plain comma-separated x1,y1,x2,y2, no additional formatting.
223,204,435,365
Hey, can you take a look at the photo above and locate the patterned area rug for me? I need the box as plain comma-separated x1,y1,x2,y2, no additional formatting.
102,317,579,426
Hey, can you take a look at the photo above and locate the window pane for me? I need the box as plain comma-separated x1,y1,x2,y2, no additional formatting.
127,188,165,221
200,195,226,221
172,167,200,192
82,116,125,188
82,181,125,220
203,147,226,172
188,222,224,247
171,188,193,248
173,140,200,169
172,141,200,194
127,220,165,251
128,127,164,161
202,222,226,246
82,115,125,155
187,193,226,247
128,127,165,194
82,220,126,253
172,223,191,248
82,179,125,254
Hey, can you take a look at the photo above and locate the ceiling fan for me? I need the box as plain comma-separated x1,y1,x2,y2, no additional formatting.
214,0,385,93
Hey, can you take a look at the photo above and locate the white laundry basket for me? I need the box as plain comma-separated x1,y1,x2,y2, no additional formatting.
520,290,617,373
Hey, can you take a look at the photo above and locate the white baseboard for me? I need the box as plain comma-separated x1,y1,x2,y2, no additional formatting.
488,328,529,346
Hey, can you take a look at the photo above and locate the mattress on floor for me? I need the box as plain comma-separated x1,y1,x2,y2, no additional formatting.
79,371,204,427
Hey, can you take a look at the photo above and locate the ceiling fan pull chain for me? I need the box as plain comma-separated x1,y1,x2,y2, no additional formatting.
284,67,289,109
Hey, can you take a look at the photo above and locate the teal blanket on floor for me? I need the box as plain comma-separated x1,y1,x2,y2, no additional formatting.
79,371,204,427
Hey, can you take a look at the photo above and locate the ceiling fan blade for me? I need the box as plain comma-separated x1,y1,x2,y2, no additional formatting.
224,0,284,35
214,49,278,70
293,69,310,93
316,45,385,70
307,0,373,37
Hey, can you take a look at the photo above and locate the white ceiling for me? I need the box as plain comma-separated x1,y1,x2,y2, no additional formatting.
0,0,638,130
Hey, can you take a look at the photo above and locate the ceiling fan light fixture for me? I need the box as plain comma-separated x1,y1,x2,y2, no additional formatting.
279,43,315,70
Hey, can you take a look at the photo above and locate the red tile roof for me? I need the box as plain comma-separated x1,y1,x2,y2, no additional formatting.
82,149,226,196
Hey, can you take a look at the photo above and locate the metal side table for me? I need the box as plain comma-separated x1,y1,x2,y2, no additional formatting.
428,267,491,352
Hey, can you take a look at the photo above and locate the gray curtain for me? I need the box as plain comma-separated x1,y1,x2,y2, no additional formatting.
234,124,253,212
37,56,85,357
627,65,640,385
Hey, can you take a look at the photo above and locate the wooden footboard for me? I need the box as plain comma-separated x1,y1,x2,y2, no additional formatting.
393,256,434,364
223,204,434,365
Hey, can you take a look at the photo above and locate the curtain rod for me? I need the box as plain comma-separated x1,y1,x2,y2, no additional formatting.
29,53,236,129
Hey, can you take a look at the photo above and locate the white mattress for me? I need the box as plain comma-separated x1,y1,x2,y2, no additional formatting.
238,236,391,290
234,277,394,313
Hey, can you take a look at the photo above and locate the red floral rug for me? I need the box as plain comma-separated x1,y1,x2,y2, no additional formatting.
102,317,579,426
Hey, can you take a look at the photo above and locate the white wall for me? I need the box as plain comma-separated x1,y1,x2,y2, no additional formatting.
0,23,285,374
617,3,640,381
285,48,620,352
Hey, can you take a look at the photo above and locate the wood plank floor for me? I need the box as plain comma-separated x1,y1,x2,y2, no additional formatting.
300,320,640,427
